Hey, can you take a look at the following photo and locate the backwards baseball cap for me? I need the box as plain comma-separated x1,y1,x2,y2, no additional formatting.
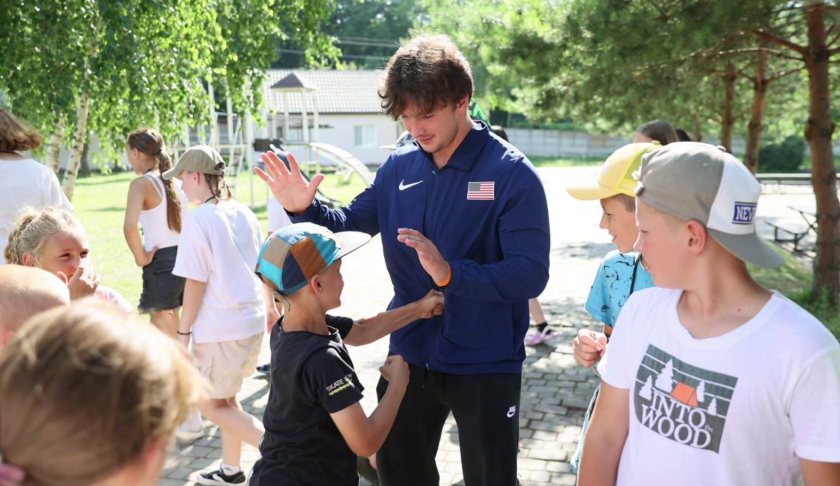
635,142,784,268
565,142,661,200
162,145,226,180
255,223,371,295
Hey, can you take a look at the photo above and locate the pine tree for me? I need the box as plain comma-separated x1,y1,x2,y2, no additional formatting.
639,375,653,401
656,360,675,392
696,380,706,404
707,397,718,416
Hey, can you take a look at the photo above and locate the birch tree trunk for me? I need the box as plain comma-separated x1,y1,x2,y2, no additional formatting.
46,115,65,174
61,92,90,201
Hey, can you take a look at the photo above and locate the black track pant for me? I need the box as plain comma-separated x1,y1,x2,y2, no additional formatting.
375,362,521,486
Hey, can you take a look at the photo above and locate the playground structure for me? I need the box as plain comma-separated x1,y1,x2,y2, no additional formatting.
169,72,376,208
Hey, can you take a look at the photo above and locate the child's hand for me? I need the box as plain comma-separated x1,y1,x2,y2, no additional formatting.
379,355,409,389
135,246,158,267
58,260,99,301
418,290,445,318
573,329,608,368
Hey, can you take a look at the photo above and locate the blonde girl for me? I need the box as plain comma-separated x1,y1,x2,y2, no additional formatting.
4,206,132,313
0,299,203,486
124,128,189,338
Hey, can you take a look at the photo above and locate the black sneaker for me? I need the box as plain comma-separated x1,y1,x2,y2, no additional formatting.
256,363,271,375
196,467,246,485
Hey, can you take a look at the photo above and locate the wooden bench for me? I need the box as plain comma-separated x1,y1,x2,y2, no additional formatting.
766,218,812,252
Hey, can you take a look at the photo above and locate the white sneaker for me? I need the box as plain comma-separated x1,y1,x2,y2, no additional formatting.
175,409,204,442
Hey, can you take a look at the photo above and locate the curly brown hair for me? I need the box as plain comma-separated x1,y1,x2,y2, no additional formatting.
379,35,473,120
0,110,43,152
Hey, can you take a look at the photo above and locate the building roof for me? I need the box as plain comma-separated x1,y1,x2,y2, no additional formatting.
270,72,317,91
262,70,385,115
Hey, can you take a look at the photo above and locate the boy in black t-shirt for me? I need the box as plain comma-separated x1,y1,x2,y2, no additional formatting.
250,223,442,486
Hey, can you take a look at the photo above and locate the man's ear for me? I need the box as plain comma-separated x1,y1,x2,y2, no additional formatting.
685,220,709,256
456,96,469,112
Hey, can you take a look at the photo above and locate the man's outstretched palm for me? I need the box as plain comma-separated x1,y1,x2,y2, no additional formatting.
256,151,324,213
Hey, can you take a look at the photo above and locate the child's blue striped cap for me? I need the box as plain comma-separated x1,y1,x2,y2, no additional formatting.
255,223,370,295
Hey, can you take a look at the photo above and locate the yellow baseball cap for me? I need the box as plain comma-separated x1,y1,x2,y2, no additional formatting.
565,142,661,200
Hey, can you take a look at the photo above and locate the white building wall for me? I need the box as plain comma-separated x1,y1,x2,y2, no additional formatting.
505,128,755,158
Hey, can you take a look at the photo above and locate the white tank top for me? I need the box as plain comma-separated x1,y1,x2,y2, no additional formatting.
139,173,187,252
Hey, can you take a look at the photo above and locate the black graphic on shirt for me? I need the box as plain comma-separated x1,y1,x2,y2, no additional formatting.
598,257,636,317
634,344,738,453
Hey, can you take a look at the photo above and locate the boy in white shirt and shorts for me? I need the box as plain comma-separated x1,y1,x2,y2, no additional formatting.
578,143,840,486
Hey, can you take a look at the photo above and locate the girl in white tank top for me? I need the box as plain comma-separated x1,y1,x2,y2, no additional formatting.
124,128,188,339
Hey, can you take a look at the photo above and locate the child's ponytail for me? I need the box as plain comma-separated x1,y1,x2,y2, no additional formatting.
206,172,232,201
156,149,183,233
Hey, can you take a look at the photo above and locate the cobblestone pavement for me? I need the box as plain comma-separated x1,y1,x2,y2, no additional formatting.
157,167,810,486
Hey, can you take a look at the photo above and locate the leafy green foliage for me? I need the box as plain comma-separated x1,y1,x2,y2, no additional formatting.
0,0,337,161
274,0,425,69
758,135,807,173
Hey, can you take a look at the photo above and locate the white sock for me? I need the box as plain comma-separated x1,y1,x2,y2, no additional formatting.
221,463,241,475
181,409,203,431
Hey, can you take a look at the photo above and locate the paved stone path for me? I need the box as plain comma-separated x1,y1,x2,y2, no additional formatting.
157,167,813,485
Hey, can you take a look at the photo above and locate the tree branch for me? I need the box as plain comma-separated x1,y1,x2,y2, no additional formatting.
712,69,754,82
750,29,807,54
765,66,805,84
717,47,804,63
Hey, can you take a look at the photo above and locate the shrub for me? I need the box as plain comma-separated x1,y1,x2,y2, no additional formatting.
758,135,807,173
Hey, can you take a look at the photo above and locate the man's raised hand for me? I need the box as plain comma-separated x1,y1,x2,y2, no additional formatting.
255,151,324,213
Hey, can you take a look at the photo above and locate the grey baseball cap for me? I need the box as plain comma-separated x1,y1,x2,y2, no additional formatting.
635,142,784,268
162,145,226,180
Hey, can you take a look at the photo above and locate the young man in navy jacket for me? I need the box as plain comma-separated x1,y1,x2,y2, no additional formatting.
257,34,550,486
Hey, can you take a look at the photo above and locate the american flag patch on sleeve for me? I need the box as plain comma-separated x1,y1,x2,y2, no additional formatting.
467,181,495,200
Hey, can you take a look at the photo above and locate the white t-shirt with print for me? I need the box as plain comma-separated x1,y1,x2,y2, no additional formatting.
173,199,265,343
598,288,840,486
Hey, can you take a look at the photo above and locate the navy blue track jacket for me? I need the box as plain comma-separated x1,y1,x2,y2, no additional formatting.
292,122,550,374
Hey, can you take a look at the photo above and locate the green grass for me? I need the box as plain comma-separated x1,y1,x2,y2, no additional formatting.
72,170,368,308
527,155,605,167
801,155,840,170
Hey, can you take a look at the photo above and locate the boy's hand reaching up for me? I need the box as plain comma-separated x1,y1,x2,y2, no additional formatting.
418,290,445,318
574,329,608,368
379,355,409,390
